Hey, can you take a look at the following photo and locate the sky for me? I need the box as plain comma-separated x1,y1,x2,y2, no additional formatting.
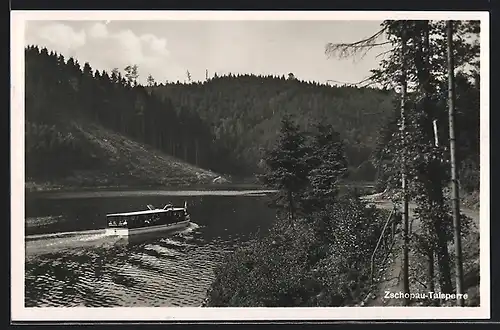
24,20,391,85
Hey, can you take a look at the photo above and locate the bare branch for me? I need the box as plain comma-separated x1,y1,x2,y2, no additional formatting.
325,27,389,60
375,49,393,60
359,80,381,89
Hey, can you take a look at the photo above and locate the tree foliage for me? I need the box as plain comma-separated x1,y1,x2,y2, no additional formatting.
303,122,349,210
152,73,394,179
259,116,312,219
259,116,349,219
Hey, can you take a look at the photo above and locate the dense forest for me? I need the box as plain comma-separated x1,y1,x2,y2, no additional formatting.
25,46,241,180
152,74,394,179
25,45,398,183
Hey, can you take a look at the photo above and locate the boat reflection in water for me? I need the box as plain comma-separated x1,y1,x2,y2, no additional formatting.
105,202,191,244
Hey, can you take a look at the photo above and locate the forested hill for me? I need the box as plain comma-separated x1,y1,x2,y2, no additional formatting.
25,46,234,189
152,74,395,179
25,45,395,186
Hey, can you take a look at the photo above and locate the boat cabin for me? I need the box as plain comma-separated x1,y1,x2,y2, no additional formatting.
107,207,189,229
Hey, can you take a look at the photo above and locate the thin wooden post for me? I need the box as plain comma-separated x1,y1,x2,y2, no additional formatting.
447,20,465,307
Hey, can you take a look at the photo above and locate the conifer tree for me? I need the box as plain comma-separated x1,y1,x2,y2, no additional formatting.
261,116,311,220
302,122,348,211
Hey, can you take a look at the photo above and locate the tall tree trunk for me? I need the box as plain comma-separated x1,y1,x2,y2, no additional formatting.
400,31,410,306
435,233,453,293
430,176,453,294
416,20,453,295
423,21,439,296
447,19,465,306
427,246,435,305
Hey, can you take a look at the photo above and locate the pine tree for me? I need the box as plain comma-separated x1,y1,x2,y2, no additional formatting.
261,116,311,220
124,64,139,86
147,74,155,87
302,122,348,211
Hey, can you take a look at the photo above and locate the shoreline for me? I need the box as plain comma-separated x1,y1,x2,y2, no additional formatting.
24,180,269,194
24,179,376,194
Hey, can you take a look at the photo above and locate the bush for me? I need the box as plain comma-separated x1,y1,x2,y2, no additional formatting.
207,218,320,307
206,194,390,307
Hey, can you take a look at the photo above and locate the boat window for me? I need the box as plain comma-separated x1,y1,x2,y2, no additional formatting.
139,214,151,225
151,213,160,223
108,216,123,226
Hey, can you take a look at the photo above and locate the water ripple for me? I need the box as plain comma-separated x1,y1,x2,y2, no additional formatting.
25,193,275,307
25,229,232,307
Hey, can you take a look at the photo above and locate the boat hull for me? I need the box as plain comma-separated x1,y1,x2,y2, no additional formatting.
105,221,190,237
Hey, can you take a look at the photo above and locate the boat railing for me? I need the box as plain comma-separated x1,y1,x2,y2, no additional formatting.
144,202,188,211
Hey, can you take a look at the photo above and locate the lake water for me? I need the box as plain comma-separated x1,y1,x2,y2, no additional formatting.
24,190,276,307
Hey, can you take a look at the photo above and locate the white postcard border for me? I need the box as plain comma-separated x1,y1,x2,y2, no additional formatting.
11,10,490,321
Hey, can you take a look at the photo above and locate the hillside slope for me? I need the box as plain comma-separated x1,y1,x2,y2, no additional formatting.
25,46,239,179
26,121,226,192
153,75,395,179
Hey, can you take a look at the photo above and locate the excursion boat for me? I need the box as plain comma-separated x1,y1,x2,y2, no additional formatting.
105,202,191,236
